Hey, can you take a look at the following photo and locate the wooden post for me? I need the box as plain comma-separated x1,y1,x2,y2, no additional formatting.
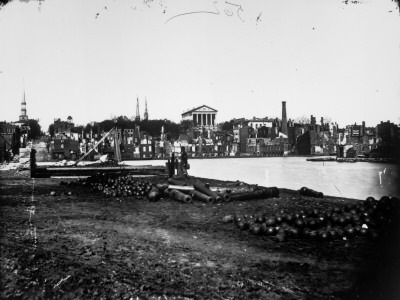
167,159,174,178
176,161,182,176
175,158,180,176
170,153,175,177
30,148,37,178
114,128,121,163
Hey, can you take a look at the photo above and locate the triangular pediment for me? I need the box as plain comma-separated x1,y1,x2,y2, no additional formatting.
182,105,218,115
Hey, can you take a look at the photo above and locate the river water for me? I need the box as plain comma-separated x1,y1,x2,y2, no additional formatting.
124,157,399,200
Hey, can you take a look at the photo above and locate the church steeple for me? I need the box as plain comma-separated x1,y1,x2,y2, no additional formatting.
135,96,141,123
19,89,28,122
144,98,148,121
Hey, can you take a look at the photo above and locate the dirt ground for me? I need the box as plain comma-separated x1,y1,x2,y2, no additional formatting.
1,170,400,299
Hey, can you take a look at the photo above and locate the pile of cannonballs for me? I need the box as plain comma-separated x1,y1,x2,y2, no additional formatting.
231,196,399,241
74,173,153,198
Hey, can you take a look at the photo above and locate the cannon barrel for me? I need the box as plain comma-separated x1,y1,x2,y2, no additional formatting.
193,181,223,202
169,189,192,203
190,190,214,203
161,187,173,197
156,183,168,191
229,187,279,201
216,191,231,202
148,186,161,202
299,187,324,198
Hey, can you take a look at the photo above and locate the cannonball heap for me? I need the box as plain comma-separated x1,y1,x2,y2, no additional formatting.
73,173,153,198
232,196,400,241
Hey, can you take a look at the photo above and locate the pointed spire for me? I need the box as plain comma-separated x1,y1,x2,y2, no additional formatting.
144,97,148,120
22,90,26,104
135,95,141,123
19,86,28,122
22,79,26,105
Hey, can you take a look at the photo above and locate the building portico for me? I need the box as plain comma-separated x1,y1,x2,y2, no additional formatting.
182,105,218,131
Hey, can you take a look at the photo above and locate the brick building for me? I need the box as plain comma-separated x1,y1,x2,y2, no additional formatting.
54,118,74,134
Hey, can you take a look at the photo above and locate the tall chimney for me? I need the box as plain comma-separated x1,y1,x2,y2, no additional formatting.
281,101,288,136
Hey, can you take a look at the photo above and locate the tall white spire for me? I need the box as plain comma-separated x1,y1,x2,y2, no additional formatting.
144,97,148,120
135,95,141,122
19,88,28,121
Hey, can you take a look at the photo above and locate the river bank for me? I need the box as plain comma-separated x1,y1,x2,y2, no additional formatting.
113,155,399,164
1,169,400,299
3,154,399,200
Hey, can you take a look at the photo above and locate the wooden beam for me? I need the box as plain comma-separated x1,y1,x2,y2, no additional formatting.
31,165,167,178
72,127,115,166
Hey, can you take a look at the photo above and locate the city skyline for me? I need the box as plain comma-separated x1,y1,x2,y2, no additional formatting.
0,0,399,130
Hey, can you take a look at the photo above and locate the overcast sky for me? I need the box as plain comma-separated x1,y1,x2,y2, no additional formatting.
0,0,399,131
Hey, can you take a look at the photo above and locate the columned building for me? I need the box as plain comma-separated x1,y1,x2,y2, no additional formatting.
181,105,218,131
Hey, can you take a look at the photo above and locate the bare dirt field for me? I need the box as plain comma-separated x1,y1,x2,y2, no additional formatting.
1,170,399,299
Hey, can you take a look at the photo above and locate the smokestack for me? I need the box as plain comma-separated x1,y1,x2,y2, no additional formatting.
281,101,288,135
362,121,365,136
310,115,316,131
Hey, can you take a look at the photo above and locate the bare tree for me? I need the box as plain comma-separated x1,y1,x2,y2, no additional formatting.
323,115,332,124
294,115,310,125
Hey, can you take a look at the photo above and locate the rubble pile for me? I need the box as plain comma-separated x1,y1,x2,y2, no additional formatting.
229,195,400,242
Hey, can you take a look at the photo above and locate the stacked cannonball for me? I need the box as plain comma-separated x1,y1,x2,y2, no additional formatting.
232,196,399,241
76,173,153,198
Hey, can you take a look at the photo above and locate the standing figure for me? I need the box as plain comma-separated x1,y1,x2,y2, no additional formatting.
180,147,189,177
30,148,37,170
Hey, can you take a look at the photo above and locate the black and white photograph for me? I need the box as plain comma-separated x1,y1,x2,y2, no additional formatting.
1,0,400,299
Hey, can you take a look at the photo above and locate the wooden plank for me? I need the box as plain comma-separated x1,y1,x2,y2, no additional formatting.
45,165,165,171
51,175,158,179
31,165,166,178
